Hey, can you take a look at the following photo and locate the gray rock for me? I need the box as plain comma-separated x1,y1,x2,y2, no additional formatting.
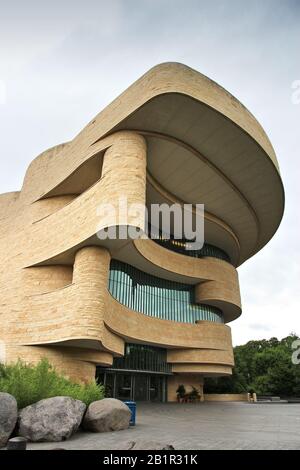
0,392,18,448
118,440,175,450
18,396,86,442
6,436,27,450
83,398,131,432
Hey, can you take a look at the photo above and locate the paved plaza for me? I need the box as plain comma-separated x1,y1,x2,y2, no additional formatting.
27,402,300,450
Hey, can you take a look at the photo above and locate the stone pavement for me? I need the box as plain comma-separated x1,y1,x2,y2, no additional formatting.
27,402,300,450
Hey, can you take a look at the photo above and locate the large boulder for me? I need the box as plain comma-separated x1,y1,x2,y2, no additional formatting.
0,392,18,448
18,396,86,442
83,398,131,432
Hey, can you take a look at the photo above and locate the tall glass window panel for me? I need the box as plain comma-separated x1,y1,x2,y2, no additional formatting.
109,260,223,324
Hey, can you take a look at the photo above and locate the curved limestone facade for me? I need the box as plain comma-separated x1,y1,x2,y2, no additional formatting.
0,63,284,400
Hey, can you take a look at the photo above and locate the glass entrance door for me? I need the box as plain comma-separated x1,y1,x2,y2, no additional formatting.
150,375,164,401
116,374,132,400
97,369,168,402
134,374,149,401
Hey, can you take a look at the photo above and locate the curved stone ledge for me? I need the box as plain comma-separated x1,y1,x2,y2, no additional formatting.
195,280,241,323
167,348,234,367
105,296,233,351
171,363,232,376
134,238,238,283
134,238,242,322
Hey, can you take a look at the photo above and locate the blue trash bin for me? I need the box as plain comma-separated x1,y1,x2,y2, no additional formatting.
124,401,136,426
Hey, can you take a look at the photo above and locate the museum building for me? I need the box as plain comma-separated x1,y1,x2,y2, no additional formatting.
0,63,284,401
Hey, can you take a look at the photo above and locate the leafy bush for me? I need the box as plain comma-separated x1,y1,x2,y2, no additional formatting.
176,384,186,398
189,386,201,400
0,358,105,408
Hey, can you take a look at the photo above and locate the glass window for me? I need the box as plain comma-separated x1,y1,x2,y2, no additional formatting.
104,372,115,398
116,374,132,400
108,260,223,324
150,229,231,263
113,343,171,373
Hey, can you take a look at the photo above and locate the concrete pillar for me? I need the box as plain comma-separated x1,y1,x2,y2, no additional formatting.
71,245,111,339
73,245,111,288
100,131,147,234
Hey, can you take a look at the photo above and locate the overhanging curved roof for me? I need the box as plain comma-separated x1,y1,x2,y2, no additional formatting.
105,62,285,265
25,62,284,266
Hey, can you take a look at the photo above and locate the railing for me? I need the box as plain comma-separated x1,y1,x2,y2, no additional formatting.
151,236,231,263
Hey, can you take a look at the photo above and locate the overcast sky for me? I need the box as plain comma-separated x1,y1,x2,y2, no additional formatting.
0,0,299,345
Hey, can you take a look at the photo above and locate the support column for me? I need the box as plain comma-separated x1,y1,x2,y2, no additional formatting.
99,131,147,233
73,245,111,288
72,245,124,357
72,246,111,335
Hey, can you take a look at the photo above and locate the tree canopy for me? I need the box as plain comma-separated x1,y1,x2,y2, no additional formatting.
204,334,300,396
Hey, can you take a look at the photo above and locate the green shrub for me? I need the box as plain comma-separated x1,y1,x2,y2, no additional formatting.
0,358,105,409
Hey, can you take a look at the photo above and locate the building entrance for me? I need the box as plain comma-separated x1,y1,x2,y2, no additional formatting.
97,370,167,402
96,343,172,402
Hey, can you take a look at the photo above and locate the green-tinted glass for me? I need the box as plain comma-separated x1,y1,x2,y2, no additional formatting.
109,260,223,324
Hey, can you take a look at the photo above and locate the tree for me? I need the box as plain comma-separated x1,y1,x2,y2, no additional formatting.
203,334,300,397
